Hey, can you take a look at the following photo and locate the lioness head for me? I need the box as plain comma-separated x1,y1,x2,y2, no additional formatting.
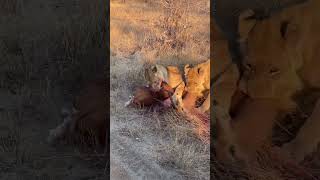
144,64,168,91
178,60,210,112
184,60,210,96
238,9,304,111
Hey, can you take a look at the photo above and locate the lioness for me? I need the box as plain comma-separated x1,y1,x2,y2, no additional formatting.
238,0,320,162
229,98,280,163
144,64,185,109
47,79,107,149
144,62,211,142
182,59,210,112
211,16,245,163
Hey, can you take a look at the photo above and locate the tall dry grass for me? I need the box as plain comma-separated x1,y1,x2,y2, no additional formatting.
111,0,209,62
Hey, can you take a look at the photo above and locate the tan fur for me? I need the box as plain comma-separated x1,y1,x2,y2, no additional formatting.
211,18,240,163
215,95,280,164
231,99,279,163
144,64,183,91
238,0,320,162
178,61,210,142
211,16,239,116
184,60,210,95
212,40,239,112
144,62,211,142
214,105,239,163
144,62,211,112
183,60,210,112
198,94,210,113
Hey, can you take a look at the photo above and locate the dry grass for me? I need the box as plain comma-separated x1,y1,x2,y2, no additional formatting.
110,1,209,178
110,54,210,178
110,0,209,61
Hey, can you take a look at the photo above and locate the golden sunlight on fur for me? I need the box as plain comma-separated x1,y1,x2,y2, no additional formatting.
182,59,210,110
238,0,320,162
211,17,242,164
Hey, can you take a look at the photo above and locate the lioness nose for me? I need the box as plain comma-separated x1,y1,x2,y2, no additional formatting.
238,78,248,94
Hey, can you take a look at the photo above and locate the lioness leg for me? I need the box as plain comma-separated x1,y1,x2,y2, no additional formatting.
282,99,320,162
214,89,252,163
214,105,239,163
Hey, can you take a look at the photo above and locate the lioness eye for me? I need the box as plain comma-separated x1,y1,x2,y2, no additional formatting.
269,67,280,76
243,63,253,77
245,63,252,70
280,21,289,39
152,66,157,73
245,63,254,73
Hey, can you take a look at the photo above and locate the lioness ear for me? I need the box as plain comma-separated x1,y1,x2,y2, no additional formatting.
144,68,150,82
184,64,191,75
281,20,300,43
281,20,302,70
238,9,256,42
152,65,158,73
197,67,204,75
